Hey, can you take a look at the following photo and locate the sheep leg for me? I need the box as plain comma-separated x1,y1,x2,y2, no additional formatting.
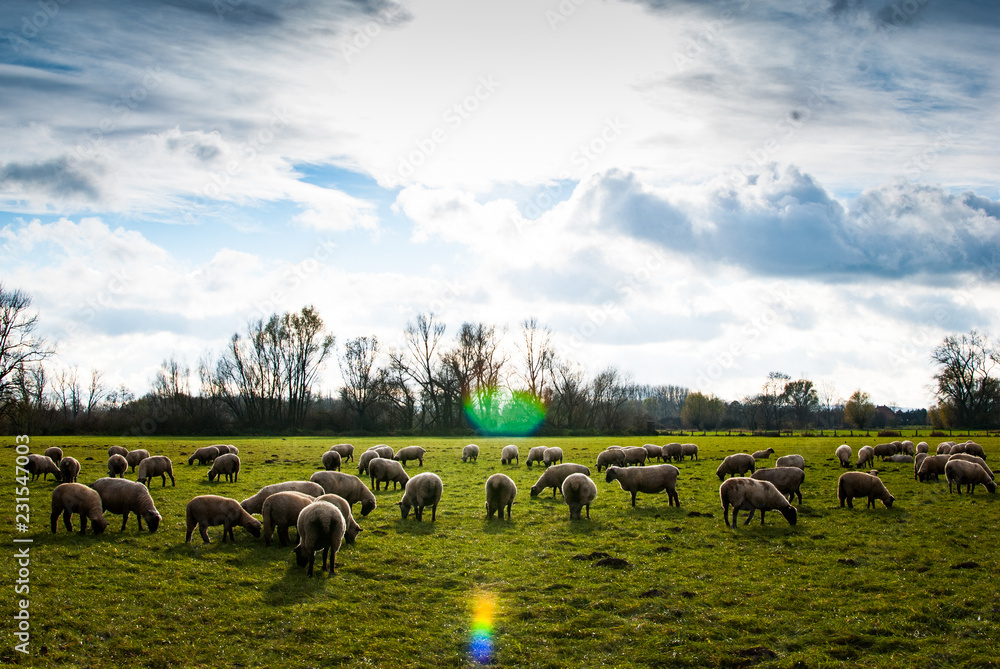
225,521,235,542
585,504,590,520
79,516,89,535
278,525,290,547
121,511,131,532
185,523,195,543
199,523,212,544
730,508,738,528
63,510,75,533
330,548,336,575
724,505,731,528
307,553,315,577
505,502,512,520
321,547,329,573
743,509,755,525
759,510,766,526
630,491,637,508
431,503,438,522
50,509,61,533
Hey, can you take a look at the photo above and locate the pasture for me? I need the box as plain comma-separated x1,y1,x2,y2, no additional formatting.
3,435,999,668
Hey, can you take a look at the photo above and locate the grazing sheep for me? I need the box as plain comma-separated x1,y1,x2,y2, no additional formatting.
596,448,627,472
188,446,220,466
542,447,564,467
107,454,128,478
562,473,598,520
91,477,161,532
529,463,591,498
315,494,363,543
835,444,852,468
662,442,683,462
500,444,520,465
622,446,647,467
900,440,915,456
936,442,954,456
485,473,517,520
107,445,129,458
948,453,994,480
358,450,380,476
752,448,775,460
720,477,797,528
837,472,895,509
207,453,241,483
213,444,236,455
294,501,346,576
185,495,262,543
885,454,913,463
642,444,663,462
58,456,81,483
369,457,409,491
125,449,150,472
50,483,108,535
394,446,426,467
240,481,326,514
398,472,443,521
605,464,680,507
262,491,315,547
525,446,547,467
945,459,997,494
329,443,355,462
917,455,951,482
856,446,875,469
752,466,805,504
961,441,986,459
309,471,377,516
462,444,480,463
606,445,624,450
26,454,61,481
681,443,699,461
949,442,968,454
913,452,928,480
916,441,929,454
44,446,63,464
873,443,897,461
321,450,342,471
775,454,805,470
716,453,756,480
371,444,395,460
136,455,175,487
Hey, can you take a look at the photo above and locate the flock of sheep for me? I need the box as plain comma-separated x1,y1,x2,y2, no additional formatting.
30,437,994,577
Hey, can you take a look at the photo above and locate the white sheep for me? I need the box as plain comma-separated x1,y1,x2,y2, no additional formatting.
125,449,150,472
596,449,627,472
835,444,852,468
368,457,409,491
913,452,928,480
240,481,326,514
873,443,897,460
525,446,547,467
837,472,895,509
948,453,994,480
398,472,443,521
752,448,775,460
91,477,162,532
775,454,805,470
50,483,109,535
213,444,236,455
321,450,342,471
58,456,81,483
188,446,219,466
261,491,315,547
185,494,262,543
393,446,426,466
916,441,929,454
622,446,647,467
329,443,355,462
961,441,986,459
208,453,241,483
542,447,563,467
642,444,663,462
370,444,395,460
720,477,797,528
500,444,519,465
751,466,805,504
662,442,683,462
136,455,175,487
107,454,128,478
945,459,997,495
294,501,346,576
716,453,756,480
936,442,954,456
900,440,915,456
885,454,913,463
856,446,874,469
605,464,679,507
485,473,517,520
529,463,592,498
917,455,951,482
309,471,377,516
681,443,699,461
561,473,597,520
462,444,480,463
315,493,363,544
108,445,129,458
358,450,380,475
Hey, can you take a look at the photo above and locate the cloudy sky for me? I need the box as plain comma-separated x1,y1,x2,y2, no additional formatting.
2,0,998,408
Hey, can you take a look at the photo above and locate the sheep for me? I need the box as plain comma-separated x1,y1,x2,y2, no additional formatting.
948,453,994,480
885,454,913,463
945,459,997,495
462,444,480,463
662,442,683,462
856,446,875,469
775,454,805,470
185,494,262,543
500,444,519,465
936,442,954,456
949,442,967,454
605,464,680,507
58,456,81,483
136,455,175,487
752,448,775,460
240,481,326,514
329,443,355,462
261,491,315,547
358,450,380,475
622,446,647,467
913,452,928,480
294,501,346,576
837,471,895,509
916,441,929,454
26,454,60,481
91,477,161,532
393,446,426,467
542,447,564,467
642,444,663,462
525,446,547,467
369,457,409,491
321,450,342,471
107,445,129,458
50,483,108,535
562,473,597,520
213,444,236,455
107,454,128,478
917,455,952,482
398,472,443,521
835,444,852,468
44,446,63,464
596,448,627,472
309,471,377,516
716,453,756,480
752,466,805,504
371,444,395,460
207,453,241,483
720,477,797,528
125,449,150,472
681,443,699,461
485,473,517,520
529,463,591,498
188,446,220,465
606,445,624,450
315,494,363,543
900,440,915,456
961,441,986,459
872,443,896,460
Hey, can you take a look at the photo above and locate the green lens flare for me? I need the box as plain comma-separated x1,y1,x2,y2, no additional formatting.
463,388,546,436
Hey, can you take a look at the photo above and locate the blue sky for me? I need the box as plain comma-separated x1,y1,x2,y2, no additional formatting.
1,0,998,408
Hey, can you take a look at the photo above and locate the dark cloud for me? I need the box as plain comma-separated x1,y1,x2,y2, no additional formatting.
0,159,101,200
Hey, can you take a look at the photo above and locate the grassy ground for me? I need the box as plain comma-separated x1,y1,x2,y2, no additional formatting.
2,434,999,668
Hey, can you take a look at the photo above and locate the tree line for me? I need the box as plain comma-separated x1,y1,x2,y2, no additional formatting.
1,284,997,436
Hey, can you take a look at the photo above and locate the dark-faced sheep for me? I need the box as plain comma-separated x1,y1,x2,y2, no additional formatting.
500,444,519,465
329,443,355,462
44,446,63,464
917,455,951,482
321,450,342,471
207,453,240,483
370,444,395,460
369,457,409,491
622,446,647,467
188,446,220,466
775,454,805,470
315,493,363,543
294,501,346,576
241,481,326,514
262,491,315,547
137,455,175,487
462,444,480,463
856,446,874,469
596,448,626,472
394,446,426,467
562,473,597,520
525,446,547,467
185,494,262,543
681,443,699,461
662,442,683,462
835,444,852,467
945,459,997,495
125,449,150,472
108,445,129,458
58,456,81,483
358,450,380,476
91,477,161,532
642,444,663,462
720,477,797,528
51,483,108,535
398,472,443,521
107,454,128,478
542,447,564,467
948,453,994,480
716,453,755,480
309,471,377,516
838,471,895,509
752,448,775,460
26,454,60,481
752,466,805,504
606,464,680,507
529,463,591,498
485,473,517,520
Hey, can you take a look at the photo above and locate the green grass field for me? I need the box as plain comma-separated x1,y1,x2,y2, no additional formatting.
2,435,999,668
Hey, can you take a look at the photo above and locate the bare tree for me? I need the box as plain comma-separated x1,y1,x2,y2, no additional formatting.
395,313,448,429
339,335,381,431
0,285,52,418
56,366,82,419
516,317,553,399
85,369,108,414
590,366,632,432
443,322,508,426
548,358,588,430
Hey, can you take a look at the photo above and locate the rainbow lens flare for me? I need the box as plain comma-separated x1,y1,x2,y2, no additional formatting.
469,592,497,664
463,388,546,436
